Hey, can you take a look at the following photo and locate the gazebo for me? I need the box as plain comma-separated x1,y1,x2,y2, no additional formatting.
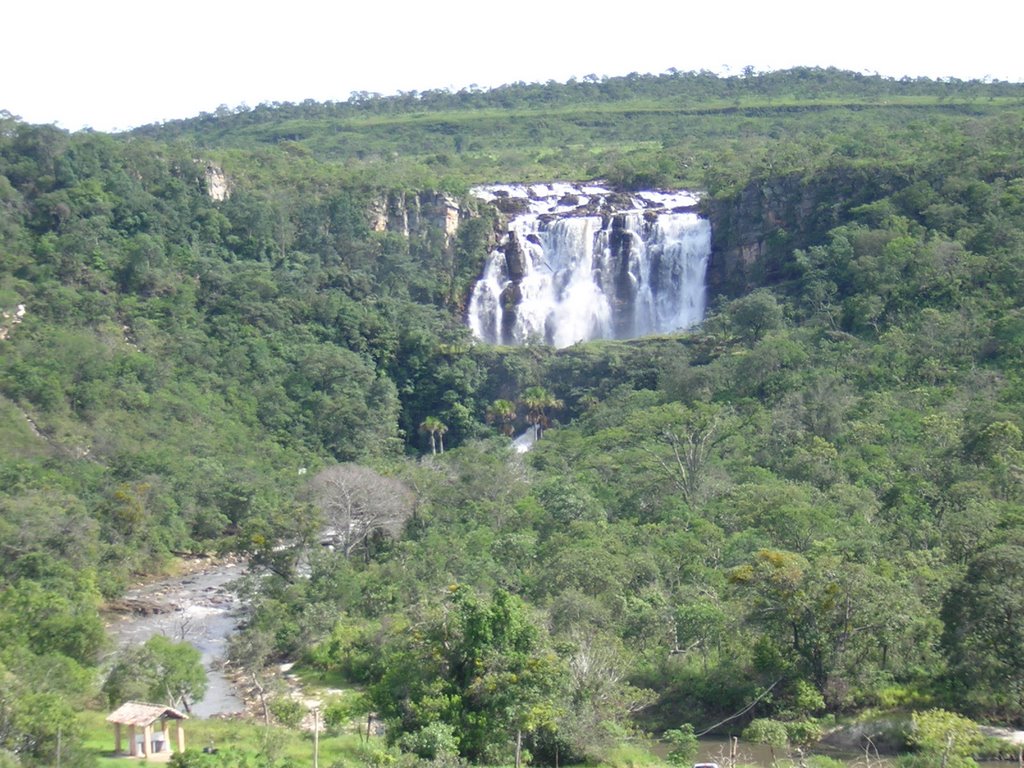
107,702,188,759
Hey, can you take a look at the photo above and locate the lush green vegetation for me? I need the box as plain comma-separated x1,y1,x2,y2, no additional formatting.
131,67,1024,191
2,68,1024,768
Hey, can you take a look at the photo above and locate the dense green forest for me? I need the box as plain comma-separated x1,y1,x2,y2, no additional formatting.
2,68,1024,768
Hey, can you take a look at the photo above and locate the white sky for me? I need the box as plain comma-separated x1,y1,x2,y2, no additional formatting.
5,0,1024,133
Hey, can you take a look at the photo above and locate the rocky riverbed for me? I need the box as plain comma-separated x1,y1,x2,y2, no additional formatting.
104,557,247,718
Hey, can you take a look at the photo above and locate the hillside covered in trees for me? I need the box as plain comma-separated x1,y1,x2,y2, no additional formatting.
2,68,1024,767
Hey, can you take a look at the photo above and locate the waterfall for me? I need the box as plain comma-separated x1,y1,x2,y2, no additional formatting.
468,184,711,347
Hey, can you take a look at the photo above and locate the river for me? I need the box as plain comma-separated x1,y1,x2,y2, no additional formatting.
679,736,890,767
105,560,247,718
676,735,1022,767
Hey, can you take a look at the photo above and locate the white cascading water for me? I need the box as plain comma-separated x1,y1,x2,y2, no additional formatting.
468,184,711,347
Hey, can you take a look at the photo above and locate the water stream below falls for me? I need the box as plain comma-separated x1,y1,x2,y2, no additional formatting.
105,561,247,717
468,183,711,347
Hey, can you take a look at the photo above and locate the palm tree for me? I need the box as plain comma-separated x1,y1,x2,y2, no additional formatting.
419,416,448,455
486,399,518,436
520,386,562,440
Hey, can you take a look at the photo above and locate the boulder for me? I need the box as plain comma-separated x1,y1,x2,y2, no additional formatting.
499,283,522,344
504,233,529,282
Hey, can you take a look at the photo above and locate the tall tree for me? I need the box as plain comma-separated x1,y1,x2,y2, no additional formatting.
729,549,917,708
102,636,207,713
648,403,730,509
521,386,562,441
419,416,448,454
486,399,518,436
942,544,1024,722
370,587,565,764
308,464,414,559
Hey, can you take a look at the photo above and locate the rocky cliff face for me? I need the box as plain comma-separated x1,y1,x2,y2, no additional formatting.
703,166,903,299
370,190,467,250
364,169,897,332
0,303,26,341
366,189,500,312
204,164,231,202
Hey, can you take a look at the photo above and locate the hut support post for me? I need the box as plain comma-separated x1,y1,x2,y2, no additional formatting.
142,725,152,758
175,720,185,753
128,726,137,757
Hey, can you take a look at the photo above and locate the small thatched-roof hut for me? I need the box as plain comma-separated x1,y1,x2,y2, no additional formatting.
107,702,188,759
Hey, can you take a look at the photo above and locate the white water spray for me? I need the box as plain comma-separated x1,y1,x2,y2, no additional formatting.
468,184,711,347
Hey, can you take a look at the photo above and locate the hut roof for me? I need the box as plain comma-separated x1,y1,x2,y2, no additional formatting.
106,702,188,726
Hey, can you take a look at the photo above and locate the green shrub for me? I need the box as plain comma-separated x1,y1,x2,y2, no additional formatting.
268,697,306,729
908,709,982,768
806,757,845,768
397,723,460,761
664,724,698,765
784,719,823,747
742,719,789,749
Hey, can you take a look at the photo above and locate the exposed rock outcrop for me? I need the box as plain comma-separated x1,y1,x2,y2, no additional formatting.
0,303,26,341
370,190,466,251
504,232,528,283
205,164,231,201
